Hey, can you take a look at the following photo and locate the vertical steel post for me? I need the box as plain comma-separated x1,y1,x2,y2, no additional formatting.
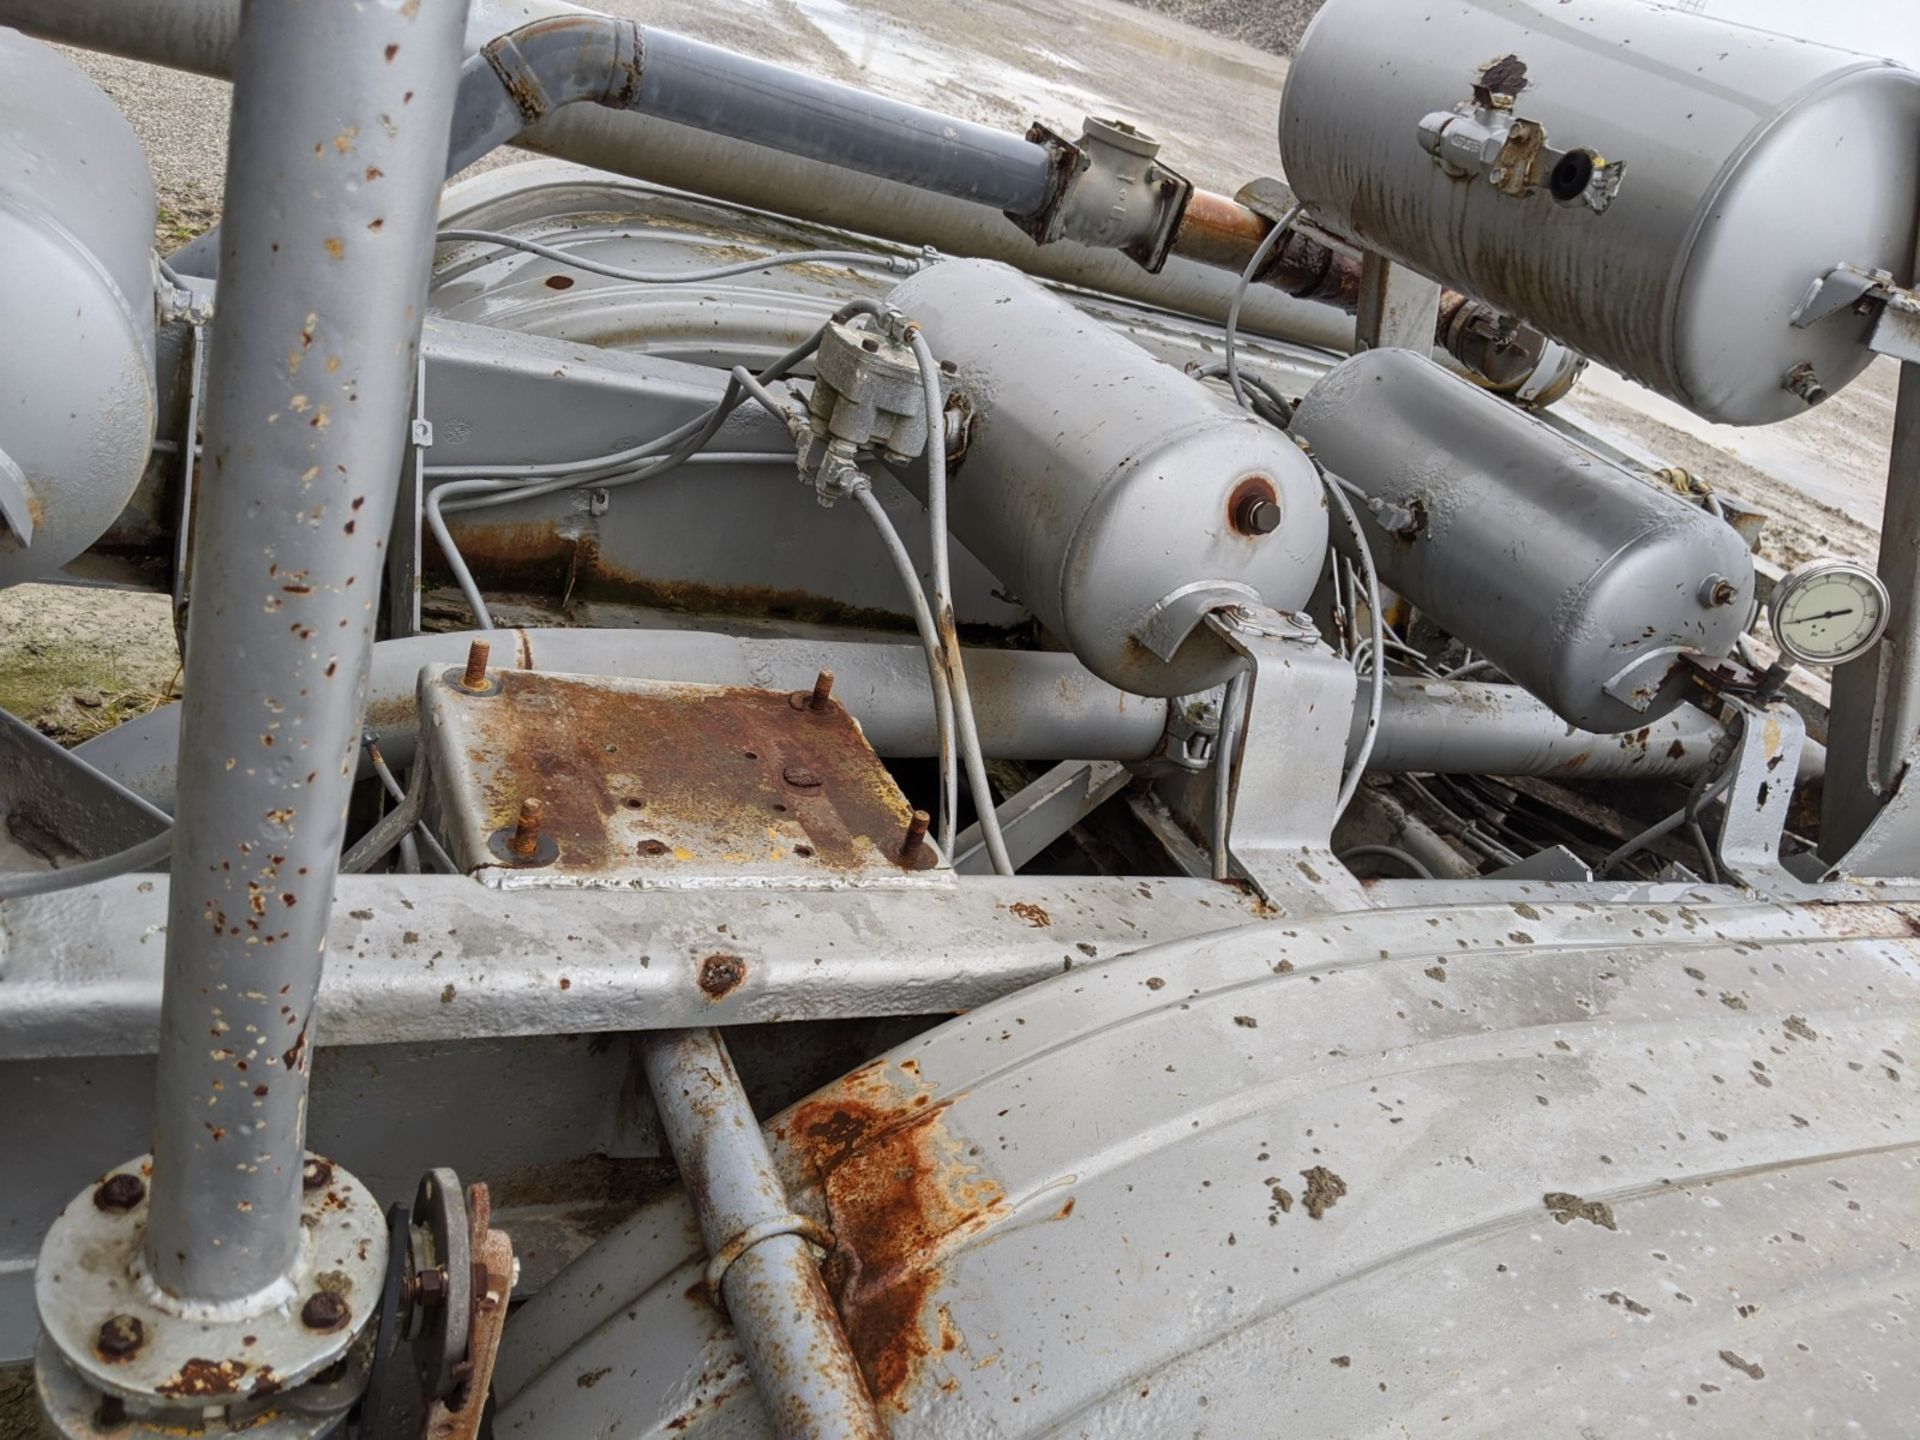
146,0,469,1302
1823,226,1920,866
642,1028,889,1440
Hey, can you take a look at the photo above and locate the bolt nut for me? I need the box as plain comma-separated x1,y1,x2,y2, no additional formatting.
781,764,823,790
408,1267,448,1308
96,1315,144,1360
302,1158,334,1193
1698,574,1740,608
1234,495,1282,536
93,1173,146,1213
301,1291,350,1332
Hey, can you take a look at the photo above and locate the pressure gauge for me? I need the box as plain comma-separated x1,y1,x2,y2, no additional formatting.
1768,559,1890,667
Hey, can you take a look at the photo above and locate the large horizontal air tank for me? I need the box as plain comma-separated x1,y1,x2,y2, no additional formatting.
1278,0,1920,426
1290,348,1753,733
0,32,157,586
886,259,1328,697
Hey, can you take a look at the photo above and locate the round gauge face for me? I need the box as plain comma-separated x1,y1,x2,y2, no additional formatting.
1769,561,1890,667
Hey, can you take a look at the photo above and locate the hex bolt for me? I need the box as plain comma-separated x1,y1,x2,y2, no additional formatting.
408,1267,448,1308
301,1158,333,1193
460,639,491,691
93,1173,146,1213
509,797,544,859
1235,495,1282,536
96,1315,144,1360
301,1291,349,1332
782,765,823,790
900,809,931,861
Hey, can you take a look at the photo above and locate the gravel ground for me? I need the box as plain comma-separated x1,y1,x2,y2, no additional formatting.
1117,0,1320,55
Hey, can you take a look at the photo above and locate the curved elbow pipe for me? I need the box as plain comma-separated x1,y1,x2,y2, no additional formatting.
448,17,1058,214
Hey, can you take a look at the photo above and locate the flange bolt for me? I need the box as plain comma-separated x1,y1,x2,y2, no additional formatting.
96,1315,144,1360
92,1174,145,1212
301,1292,349,1332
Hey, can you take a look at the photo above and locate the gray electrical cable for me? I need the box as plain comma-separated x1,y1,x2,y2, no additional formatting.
1321,467,1383,820
907,328,1011,875
1336,844,1438,880
438,227,914,285
1224,203,1303,409
0,828,172,901
850,481,960,857
1598,764,1736,879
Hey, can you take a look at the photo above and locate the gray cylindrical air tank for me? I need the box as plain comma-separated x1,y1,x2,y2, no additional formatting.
886,259,1328,697
1278,0,1920,426
1290,348,1754,733
0,31,157,586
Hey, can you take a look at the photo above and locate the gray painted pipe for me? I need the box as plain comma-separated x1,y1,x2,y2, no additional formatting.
144,0,468,1303
1,0,1356,349
642,1028,887,1439
78,624,1814,825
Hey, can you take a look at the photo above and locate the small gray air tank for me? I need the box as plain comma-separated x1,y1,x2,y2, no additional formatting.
1278,0,1920,426
1290,348,1753,733
0,31,157,586
886,259,1327,697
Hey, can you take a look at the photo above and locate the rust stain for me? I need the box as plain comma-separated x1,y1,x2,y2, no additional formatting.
698,953,747,999
457,670,929,877
1007,902,1050,929
773,1062,1005,1410
157,1356,250,1398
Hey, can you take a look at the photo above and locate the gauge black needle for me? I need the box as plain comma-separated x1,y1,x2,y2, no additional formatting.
1797,608,1856,622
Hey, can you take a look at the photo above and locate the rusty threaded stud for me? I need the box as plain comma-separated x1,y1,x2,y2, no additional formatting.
510,797,544,858
901,809,931,861
460,638,491,691
301,1291,349,1332
810,668,834,707
302,1157,333,1193
93,1173,146,1213
96,1315,144,1360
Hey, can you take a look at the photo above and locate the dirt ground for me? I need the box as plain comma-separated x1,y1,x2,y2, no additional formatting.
0,0,1900,739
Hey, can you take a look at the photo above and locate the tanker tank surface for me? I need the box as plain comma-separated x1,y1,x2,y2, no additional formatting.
1,0,1917,1436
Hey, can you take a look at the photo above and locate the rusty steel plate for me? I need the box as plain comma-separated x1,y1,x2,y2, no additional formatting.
419,665,938,884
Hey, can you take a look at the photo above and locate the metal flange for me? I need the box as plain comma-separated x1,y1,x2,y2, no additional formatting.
33,1153,387,1428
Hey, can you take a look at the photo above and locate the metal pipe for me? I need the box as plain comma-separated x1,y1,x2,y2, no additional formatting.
144,0,467,1303
641,1027,887,1440
76,631,1174,808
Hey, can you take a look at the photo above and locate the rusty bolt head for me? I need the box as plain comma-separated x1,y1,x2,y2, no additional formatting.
93,1173,146,1213
460,639,491,691
781,764,823,790
96,1315,144,1360
510,797,544,858
302,1157,333,1193
301,1291,349,1332
901,809,931,861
